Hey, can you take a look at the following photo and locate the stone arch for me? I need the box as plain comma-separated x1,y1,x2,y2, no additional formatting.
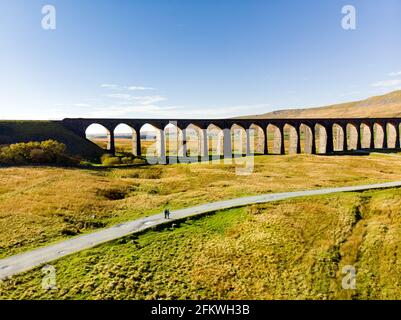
398,123,401,148
314,123,327,154
163,123,182,157
139,123,164,158
267,124,284,154
332,123,345,152
184,123,204,157
374,123,385,149
283,123,299,154
207,124,224,158
231,123,246,156
300,123,314,154
386,122,397,149
360,123,373,149
113,123,137,155
249,123,265,154
85,123,113,152
346,123,359,151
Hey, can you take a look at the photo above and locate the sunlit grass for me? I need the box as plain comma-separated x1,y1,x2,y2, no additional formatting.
0,154,400,258
3,188,401,299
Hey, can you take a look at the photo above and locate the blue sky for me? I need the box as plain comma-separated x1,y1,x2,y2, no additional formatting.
1,0,401,120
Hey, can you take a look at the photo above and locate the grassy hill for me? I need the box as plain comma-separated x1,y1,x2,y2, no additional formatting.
240,90,401,119
0,121,104,159
3,187,401,299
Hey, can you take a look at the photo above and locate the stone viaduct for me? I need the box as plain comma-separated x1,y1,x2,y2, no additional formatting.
62,117,401,158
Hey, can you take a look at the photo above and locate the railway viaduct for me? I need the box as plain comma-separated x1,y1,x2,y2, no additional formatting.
62,117,401,158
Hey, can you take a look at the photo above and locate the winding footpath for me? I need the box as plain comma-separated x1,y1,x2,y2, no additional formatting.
2,180,401,279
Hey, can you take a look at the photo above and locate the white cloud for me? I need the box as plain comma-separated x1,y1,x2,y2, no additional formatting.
371,79,401,87
72,103,91,107
107,93,167,105
53,103,91,108
127,86,155,91
101,84,155,91
49,83,271,119
107,93,132,99
131,96,167,105
100,84,120,89
388,71,401,77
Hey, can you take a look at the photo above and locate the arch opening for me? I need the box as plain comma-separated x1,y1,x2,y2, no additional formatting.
113,123,137,155
164,123,182,157
185,124,203,157
250,124,265,154
267,124,283,154
140,123,164,158
207,124,224,158
231,124,246,157
387,123,397,149
85,123,111,151
283,124,299,154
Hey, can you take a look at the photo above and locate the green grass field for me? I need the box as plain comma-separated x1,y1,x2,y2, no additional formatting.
1,154,401,259
2,187,401,299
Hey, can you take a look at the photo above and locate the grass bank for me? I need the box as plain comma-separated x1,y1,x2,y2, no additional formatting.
0,121,103,159
0,154,400,258
2,187,401,299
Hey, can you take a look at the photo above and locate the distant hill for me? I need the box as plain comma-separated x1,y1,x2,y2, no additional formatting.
239,90,401,119
0,121,104,159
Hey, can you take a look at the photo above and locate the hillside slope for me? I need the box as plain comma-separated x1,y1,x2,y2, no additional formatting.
0,121,104,159
241,90,401,119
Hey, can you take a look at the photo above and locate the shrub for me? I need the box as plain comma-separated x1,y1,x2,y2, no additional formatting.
102,156,121,166
99,153,145,166
30,148,52,163
40,140,66,155
133,158,146,165
121,157,133,164
100,154,113,163
96,188,127,200
246,204,264,215
0,140,74,165
61,228,79,236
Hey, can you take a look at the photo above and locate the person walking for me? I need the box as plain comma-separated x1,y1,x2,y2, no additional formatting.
164,208,170,219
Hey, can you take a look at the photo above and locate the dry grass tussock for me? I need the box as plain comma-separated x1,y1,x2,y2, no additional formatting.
0,154,400,258
3,188,401,299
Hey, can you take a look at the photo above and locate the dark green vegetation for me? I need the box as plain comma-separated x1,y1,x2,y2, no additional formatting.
0,121,103,159
0,140,77,165
2,188,401,299
100,153,146,166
